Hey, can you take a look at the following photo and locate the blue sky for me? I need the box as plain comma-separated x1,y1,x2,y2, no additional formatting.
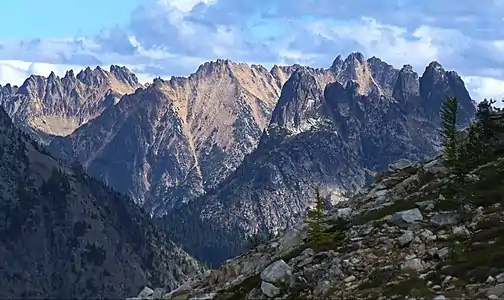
0,0,504,101
0,0,140,38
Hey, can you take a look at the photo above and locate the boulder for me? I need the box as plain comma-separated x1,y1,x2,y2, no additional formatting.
390,208,423,228
260,260,292,284
261,281,281,298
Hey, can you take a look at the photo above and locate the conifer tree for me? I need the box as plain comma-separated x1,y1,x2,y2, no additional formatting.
477,99,497,143
440,97,460,172
304,187,334,245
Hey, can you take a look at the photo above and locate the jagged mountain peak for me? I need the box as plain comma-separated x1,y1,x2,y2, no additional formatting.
330,54,344,68
366,55,385,64
427,60,445,71
345,51,366,63
109,65,139,86
0,65,143,139
329,52,384,96
194,59,233,76
268,67,330,133
48,58,298,214
400,64,415,73
419,60,475,124
63,69,75,80
392,65,420,103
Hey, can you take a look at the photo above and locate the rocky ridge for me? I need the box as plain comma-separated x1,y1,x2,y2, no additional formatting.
138,126,504,299
160,57,476,266
0,106,205,299
48,59,298,213
47,53,475,222
0,65,142,142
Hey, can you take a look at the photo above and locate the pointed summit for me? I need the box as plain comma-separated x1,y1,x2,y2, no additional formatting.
330,55,344,71
330,52,382,96
427,61,444,70
392,64,420,103
269,68,323,132
1,64,142,138
346,52,365,63
64,69,75,79
109,65,139,87
419,61,475,124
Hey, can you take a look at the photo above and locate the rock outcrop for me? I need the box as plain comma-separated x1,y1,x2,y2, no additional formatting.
142,127,504,299
0,65,142,142
0,106,204,299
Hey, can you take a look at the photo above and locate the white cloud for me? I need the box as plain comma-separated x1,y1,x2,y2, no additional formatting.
463,76,504,104
0,0,504,102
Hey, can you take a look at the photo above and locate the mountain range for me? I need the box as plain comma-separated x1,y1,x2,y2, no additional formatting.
0,52,477,270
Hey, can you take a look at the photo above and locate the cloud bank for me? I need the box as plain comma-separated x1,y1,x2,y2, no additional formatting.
1,0,504,102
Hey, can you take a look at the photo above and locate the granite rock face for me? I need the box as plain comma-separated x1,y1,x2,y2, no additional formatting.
0,107,204,299
0,65,142,143
160,55,476,266
48,60,296,213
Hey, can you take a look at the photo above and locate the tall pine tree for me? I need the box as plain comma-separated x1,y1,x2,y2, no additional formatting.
440,96,459,171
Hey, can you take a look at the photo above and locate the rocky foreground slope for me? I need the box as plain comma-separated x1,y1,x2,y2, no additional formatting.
0,106,204,299
136,123,504,299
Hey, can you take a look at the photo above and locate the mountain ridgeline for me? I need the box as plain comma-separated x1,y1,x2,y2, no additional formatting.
0,107,204,299
0,53,476,269
0,65,143,143
159,55,476,266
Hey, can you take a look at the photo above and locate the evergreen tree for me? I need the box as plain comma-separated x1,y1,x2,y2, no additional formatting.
477,99,497,143
440,97,460,172
304,187,334,245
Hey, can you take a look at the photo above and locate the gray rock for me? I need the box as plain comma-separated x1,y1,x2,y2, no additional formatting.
152,288,166,299
415,200,435,211
164,283,192,299
313,280,331,296
452,225,470,238
260,260,292,284
401,258,425,271
335,207,353,220
389,158,412,171
496,272,504,283
486,283,504,297
419,229,437,242
433,295,446,300
328,264,343,277
431,212,460,227
436,247,450,260
390,208,423,228
260,281,281,298
397,230,415,246
275,228,305,257
137,287,154,298
246,288,264,300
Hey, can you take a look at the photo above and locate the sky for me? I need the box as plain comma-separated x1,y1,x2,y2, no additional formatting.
1,0,504,102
